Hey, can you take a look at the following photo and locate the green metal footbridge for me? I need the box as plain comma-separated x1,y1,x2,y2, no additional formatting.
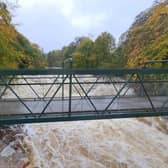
0,68,168,125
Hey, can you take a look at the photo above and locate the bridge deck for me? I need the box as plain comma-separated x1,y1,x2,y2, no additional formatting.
0,96,167,114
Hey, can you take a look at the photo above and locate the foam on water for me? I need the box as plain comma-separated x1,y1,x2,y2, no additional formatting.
3,75,168,167
3,75,135,98
25,119,168,168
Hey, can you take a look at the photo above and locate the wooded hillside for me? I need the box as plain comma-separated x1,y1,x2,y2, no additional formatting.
0,2,46,69
118,0,168,68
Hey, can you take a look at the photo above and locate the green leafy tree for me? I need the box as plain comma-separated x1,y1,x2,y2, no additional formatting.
93,32,116,67
72,37,94,68
0,1,47,69
47,50,63,67
119,1,168,68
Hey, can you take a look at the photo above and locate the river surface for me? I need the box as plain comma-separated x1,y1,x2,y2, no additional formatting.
3,75,168,168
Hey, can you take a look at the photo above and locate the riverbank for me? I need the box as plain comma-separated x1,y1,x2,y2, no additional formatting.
0,125,32,168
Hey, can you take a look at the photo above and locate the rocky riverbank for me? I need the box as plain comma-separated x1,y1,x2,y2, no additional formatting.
0,125,32,168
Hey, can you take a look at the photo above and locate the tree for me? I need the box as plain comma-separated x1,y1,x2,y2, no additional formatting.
93,32,116,67
118,1,168,68
0,1,47,69
0,1,18,68
73,37,94,68
47,50,63,67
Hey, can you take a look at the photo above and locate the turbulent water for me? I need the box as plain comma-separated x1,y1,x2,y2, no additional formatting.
3,75,168,168
24,119,168,168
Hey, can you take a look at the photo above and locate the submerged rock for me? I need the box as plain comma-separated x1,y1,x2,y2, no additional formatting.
0,126,32,168
1,144,15,157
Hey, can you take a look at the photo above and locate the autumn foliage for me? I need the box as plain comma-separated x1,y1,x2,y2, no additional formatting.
47,2,168,69
0,2,46,69
1,1,168,69
119,1,168,68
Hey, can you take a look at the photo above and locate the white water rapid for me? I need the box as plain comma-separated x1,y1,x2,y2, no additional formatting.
3,75,168,168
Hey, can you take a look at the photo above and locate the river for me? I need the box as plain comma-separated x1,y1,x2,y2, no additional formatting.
3,75,168,168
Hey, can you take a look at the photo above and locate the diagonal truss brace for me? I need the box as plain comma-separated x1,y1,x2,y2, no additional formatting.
39,75,68,117
0,75,34,114
73,74,98,113
0,76,15,99
137,74,156,112
103,73,135,112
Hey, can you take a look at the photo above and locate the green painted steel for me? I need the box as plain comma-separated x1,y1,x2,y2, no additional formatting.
0,68,168,125
1,110,168,125
0,68,168,76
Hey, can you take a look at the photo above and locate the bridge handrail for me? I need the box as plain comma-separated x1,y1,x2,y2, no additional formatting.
0,68,168,76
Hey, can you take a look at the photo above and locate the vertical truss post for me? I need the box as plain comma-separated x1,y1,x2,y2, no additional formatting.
69,74,72,116
62,74,64,100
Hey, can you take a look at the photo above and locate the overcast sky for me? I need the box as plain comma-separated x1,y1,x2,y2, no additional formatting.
14,0,154,52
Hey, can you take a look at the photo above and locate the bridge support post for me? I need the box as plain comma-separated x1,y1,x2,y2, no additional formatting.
62,74,64,100
69,74,72,116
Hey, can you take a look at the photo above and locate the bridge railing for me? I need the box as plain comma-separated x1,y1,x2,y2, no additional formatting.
0,68,168,124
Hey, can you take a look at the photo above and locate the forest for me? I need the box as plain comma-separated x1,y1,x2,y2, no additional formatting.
47,32,124,68
47,0,168,69
0,1,168,69
0,1,46,69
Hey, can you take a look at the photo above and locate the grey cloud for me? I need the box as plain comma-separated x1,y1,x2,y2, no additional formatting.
14,0,154,52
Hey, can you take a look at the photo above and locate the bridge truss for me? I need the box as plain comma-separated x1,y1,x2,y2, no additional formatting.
0,68,168,125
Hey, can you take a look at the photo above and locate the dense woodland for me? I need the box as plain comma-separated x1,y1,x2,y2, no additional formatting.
47,0,168,69
47,32,125,68
0,1,168,69
119,0,168,68
0,1,46,69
